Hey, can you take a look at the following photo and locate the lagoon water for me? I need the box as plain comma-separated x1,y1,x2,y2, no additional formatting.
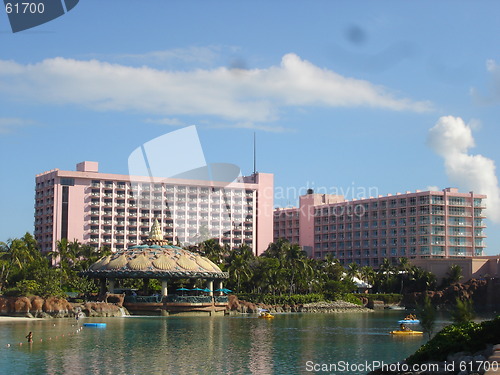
0,311,444,375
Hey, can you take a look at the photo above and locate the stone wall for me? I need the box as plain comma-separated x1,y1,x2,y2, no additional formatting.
226,295,372,314
402,278,500,310
0,296,127,318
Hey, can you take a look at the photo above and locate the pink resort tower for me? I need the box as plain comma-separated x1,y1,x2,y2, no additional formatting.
274,188,487,268
35,161,274,256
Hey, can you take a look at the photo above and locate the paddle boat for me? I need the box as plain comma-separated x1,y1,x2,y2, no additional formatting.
391,321,422,335
397,319,420,324
83,323,107,328
258,312,275,319
398,314,420,324
390,329,423,335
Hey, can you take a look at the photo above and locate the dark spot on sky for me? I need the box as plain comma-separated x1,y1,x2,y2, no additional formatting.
346,25,367,45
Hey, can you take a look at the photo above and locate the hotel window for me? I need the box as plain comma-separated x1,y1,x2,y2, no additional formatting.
431,195,444,204
419,226,429,235
60,177,75,186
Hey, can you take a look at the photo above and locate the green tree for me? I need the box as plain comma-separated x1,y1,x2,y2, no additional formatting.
346,262,360,280
198,239,226,265
451,297,475,324
360,266,376,286
442,264,463,288
226,245,254,292
418,294,437,340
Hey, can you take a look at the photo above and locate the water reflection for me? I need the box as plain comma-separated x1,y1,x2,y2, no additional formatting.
0,311,465,375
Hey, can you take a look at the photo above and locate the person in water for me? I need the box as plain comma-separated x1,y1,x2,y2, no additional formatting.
26,332,33,343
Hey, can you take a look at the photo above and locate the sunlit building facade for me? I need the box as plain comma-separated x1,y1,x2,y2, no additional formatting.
274,188,487,267
35,161,274,255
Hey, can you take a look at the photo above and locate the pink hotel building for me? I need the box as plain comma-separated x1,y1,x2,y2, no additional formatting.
35,162,274,255
34,161,487,268
274,188,487,267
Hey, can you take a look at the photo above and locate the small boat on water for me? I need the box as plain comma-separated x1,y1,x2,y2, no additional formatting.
397,319,420,324
398,314,419,324
390,330,423,335
83,323,107,327
386,306,406,310
258,312,275,319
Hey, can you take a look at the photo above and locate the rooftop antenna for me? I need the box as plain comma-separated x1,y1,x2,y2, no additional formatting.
253,132,257,181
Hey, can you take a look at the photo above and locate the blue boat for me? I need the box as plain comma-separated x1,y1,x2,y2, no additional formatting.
397,319,420,324
83,323,107,327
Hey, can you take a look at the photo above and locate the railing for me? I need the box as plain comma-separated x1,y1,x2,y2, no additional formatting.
124,295,163,303
165,295,213,304
123,294,229,305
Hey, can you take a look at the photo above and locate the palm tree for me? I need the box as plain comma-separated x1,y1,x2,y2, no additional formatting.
376,258,396,293
346,262,361,281
199,239,226,265
445,264,463,285
397,257,413,293
360,266,376,286
226,245,254,292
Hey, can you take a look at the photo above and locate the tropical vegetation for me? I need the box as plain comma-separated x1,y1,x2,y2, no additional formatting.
407,316,500,364
0,233,110,297
1,234,439,301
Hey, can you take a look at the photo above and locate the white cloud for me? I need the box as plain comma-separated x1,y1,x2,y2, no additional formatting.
0,117,33,134
0,54,432,129
427,116,500,222
471,59,500,104
117,46,227,66
144,118,187,126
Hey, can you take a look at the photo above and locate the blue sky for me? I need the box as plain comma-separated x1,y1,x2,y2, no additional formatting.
1,1,500,255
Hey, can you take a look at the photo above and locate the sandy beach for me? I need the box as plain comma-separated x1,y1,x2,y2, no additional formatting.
0,316,44,322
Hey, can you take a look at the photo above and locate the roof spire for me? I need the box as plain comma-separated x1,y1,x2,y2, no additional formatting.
148,219,163,241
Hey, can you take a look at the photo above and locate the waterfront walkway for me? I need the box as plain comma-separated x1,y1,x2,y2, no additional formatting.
486,344,500,375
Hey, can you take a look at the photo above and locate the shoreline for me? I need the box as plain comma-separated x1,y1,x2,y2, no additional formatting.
0,316,46,322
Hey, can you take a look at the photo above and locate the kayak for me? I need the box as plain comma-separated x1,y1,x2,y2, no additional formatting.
390,330,423,335
398,319,420,324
